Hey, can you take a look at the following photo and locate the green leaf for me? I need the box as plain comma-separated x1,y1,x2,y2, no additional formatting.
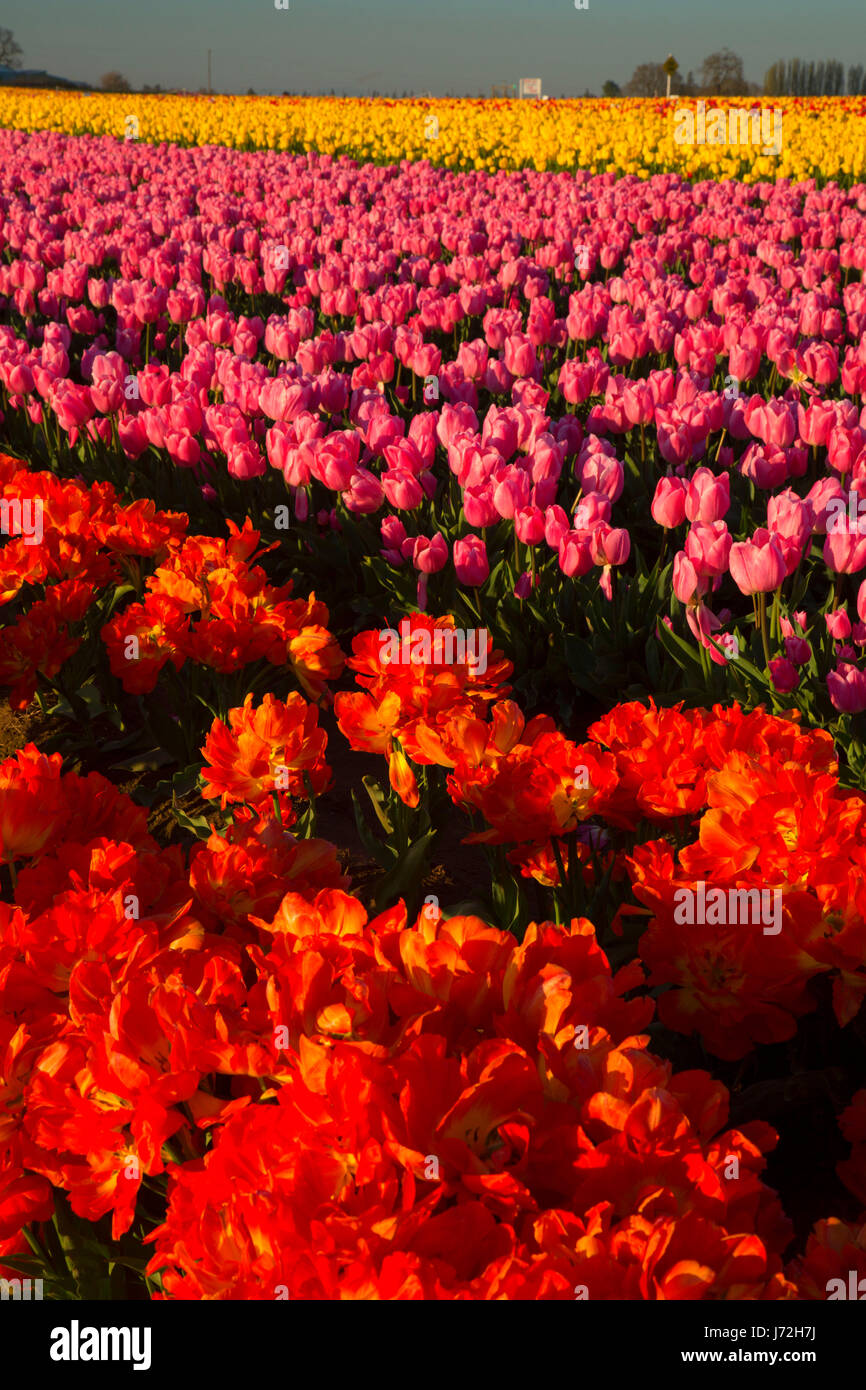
361,775,394,834
74,683,106,719
109,748,173,773
172,763,203,798
655,616,703,675
490,867,522,934
350,789,395,869
373,826,438,911
172,808,213,840
106,583,138,617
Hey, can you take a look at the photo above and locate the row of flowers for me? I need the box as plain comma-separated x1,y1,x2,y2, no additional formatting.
1,134,866,752
1,682,865,1298
0,93,864,181
2,126,866,1300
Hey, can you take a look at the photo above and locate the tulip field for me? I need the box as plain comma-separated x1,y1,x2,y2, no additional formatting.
2,93,866,1306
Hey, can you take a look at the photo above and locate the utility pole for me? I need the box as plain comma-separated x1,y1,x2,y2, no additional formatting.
207,49,212,94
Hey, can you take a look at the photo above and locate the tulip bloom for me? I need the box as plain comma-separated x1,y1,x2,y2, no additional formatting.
453,535,489,587
651,476,687,529
728,531,786,595
558,531,593,578
411,534,448,574
769,657,799,693
828,663,866,714
673,551,709,605
685,522,732,578
684,467,729,524
826,608,852,641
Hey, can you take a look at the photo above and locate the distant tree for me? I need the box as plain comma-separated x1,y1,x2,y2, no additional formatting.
849,64,866,95
767,57,851,96
101,71,131,92
0,27,22,69
624,62,666,97
699,48,749,95
601,79,621,97
246,86,255,94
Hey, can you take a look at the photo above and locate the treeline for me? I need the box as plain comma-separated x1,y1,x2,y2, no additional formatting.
764,59,866,96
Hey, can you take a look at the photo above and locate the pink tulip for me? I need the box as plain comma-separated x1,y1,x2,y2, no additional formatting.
558,360,596,405
514,506,546,546
651,476,687,528
728,530,786,595
572,493,612,531
746,396,797,448
437,401,478,450
411,533,448,573
823,527,866,575
382,467,424,511
590,524,630,568
685,521,732,577
453,534,489,587
826,608,852,640
685,467,729,523
492,466,531,519
558,531,593,578
673,551,709,605
117,415,148,459
828,663,866,714
342,468,384,514
769,658,799,693
227,441,265,479
784,635,811,666
544,505,570,548
797,399,836,448
380,516,407,566
828,426,866,477
766,490,813,549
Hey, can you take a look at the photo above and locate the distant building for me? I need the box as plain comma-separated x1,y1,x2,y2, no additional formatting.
0,65,90,90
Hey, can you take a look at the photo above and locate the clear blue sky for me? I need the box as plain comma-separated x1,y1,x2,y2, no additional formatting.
4,0,865,95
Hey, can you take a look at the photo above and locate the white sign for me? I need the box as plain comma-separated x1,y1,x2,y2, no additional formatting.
519,78,542,98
